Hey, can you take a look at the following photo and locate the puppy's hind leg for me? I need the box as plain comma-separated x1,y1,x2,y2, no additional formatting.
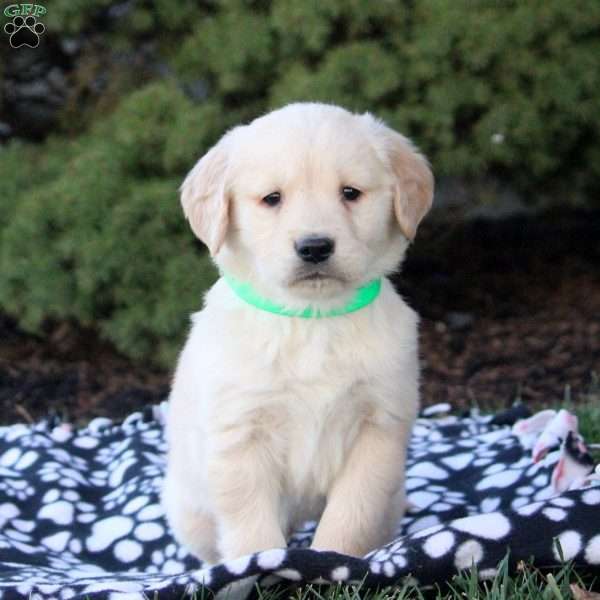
163,477,220,564
171,511,219,564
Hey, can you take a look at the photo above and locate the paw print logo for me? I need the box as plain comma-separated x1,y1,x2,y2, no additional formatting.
4,15,45,48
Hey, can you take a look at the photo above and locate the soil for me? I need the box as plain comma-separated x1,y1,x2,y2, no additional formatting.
1,209,599,426
396,209,600,411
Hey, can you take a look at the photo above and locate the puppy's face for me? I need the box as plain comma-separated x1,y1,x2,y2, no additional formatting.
181,103,433,304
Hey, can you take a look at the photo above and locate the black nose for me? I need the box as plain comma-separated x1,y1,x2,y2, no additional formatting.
294,236,335,264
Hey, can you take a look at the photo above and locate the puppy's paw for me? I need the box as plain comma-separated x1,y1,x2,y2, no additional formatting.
218,529,287,560
310,535,364,557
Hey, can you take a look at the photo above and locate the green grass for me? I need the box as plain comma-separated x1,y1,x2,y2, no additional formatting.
570,372,600,464
200,553,596,600
245,557,598,600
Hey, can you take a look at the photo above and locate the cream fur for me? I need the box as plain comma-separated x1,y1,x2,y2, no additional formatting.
163,102,433,561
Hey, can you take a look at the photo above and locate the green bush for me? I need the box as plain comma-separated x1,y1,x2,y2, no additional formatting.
171,0,600,195
0,84,218,366
1,0,599,366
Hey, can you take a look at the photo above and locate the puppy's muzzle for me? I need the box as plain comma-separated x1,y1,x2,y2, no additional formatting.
294,236,335,264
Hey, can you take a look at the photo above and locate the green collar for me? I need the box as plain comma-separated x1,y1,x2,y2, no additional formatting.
223,275,382,318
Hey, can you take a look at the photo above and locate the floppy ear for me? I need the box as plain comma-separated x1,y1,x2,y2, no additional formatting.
364,115,434,241
180,133,234,256
388,132,434,241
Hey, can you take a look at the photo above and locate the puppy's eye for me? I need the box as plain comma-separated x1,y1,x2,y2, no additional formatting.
262,192,281,207
341,186,362,201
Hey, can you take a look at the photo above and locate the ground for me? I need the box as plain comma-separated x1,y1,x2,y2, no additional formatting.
1,209,598,426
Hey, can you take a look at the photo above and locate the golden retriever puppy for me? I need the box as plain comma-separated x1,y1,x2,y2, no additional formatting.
162,102,433,562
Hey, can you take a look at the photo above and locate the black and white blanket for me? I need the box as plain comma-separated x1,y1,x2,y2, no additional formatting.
0,402,598,599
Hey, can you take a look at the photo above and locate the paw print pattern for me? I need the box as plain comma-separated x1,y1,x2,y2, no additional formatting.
0,404,595,598
0,447,38,500
368,540,409,577
288,520,316,548
4,15,45,48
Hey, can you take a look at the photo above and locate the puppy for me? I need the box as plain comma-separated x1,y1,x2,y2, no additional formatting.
163,102,433,562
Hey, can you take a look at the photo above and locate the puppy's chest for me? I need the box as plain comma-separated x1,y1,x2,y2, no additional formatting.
281,376,368,498
270,320,378,382
217,316,396,495
266,331,375,498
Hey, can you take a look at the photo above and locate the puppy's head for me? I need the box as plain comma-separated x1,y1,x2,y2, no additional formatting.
181,103,433,305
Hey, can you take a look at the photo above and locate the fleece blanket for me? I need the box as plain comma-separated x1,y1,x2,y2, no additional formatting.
0,403,597,599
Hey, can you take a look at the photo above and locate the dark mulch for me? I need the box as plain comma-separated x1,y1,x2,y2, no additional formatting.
0,316,170,425
1,209,599,425
397,208,600,410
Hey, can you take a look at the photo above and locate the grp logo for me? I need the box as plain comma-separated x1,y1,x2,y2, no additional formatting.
3,4,47,48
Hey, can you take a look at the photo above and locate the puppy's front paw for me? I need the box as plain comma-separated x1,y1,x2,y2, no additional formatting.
311,528,378,557
218,528,287,560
